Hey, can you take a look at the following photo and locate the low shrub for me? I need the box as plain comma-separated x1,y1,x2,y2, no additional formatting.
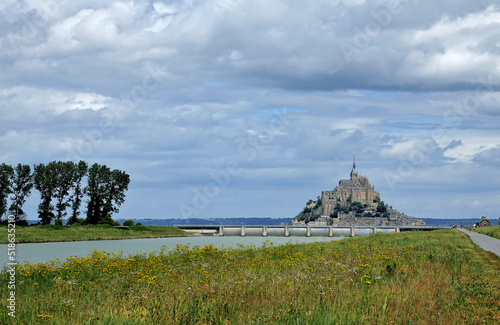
123,219,135,226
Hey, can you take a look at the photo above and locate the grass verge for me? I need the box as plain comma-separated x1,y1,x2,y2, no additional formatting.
1,229,499,324
475,225,500,240
0,225,187,244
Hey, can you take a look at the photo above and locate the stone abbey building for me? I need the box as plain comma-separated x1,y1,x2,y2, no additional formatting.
321,154,380,216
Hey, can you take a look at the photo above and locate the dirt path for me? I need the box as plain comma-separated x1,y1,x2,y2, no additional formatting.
459,228,500,257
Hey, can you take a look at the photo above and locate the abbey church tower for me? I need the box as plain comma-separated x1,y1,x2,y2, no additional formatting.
350,153,360,186
321,153,380,217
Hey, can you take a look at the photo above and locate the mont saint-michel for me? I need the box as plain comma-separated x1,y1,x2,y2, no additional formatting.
293,155,425,227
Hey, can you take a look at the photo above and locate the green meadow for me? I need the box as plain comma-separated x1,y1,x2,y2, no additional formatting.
1,229,499,324
475,225,500,240
0,225,187,244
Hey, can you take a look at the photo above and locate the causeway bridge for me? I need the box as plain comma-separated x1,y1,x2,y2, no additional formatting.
175,225,446,237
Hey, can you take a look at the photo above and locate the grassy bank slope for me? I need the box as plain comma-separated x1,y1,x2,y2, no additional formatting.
475,225,500,240
1,229,499,324
0,225,187,244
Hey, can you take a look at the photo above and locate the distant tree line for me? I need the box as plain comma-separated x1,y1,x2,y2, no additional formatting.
0,161,130,226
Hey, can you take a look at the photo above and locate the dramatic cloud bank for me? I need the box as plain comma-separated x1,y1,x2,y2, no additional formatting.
1,0,499,220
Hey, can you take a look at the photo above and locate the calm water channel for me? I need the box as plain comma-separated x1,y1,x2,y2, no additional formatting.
1,236,344,269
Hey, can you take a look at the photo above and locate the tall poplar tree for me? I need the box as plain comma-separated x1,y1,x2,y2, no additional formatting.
9,163,33,222
68,160,88,224
53,161,78,221
0,163,14,220
34,162,56,225
85,163,130,224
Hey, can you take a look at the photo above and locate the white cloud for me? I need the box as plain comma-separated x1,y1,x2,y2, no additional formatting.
0,0,499,220
49,9,93,50
230,50,242,60
435,132,500,163
341,0,365,7
412,6,500,43
401,6,500,82
153,2,178,15
0,86,114,116
379,140,425,159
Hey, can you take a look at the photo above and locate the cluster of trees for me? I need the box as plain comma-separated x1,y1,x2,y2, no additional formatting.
331,195,359,217
294,195,392,223
0,161,130,225
295,197,323,223
122,219,142,227
330,195,390,218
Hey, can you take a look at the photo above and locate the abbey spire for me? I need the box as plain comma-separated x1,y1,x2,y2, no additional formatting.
350,152,358,180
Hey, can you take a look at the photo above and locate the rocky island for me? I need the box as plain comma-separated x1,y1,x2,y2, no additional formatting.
292,154,425,227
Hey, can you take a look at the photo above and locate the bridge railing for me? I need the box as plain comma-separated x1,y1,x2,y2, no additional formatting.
175,225,446,237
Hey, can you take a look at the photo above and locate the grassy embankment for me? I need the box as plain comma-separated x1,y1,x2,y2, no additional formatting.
1,229,499,324
0,224,187,244
475,225,500,240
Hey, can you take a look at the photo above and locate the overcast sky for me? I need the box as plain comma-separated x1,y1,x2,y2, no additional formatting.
1,0,500,221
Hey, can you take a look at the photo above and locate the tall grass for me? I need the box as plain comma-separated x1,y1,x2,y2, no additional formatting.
475,225,500,240
1,229,499,324
0,225,187,244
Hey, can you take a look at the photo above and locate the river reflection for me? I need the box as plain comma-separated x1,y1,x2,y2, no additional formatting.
1,236,345,269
